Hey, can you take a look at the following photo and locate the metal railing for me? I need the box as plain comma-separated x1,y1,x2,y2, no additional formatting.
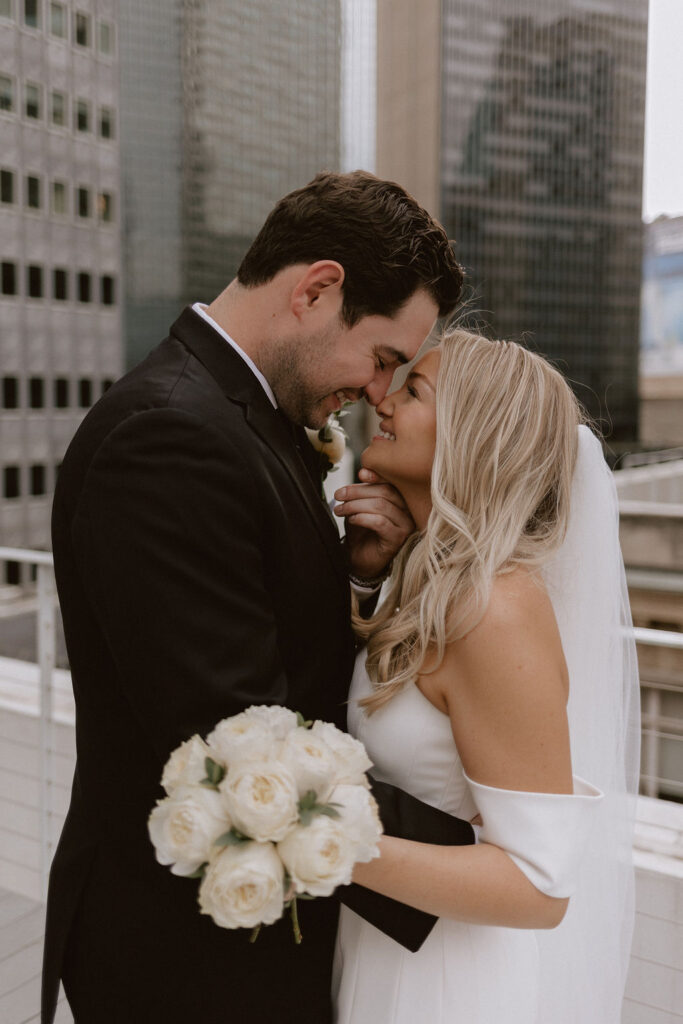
0,549,682,896
0,546,56,899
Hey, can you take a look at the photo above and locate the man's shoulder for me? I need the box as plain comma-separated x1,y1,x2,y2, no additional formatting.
56,335,255,504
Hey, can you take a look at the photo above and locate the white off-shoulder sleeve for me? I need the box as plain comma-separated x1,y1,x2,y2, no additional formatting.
465,774,603,898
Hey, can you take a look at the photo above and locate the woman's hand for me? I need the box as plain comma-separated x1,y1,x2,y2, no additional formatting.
334,468,416,580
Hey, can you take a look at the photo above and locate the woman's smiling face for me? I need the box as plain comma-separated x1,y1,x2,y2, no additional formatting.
361,348,440,497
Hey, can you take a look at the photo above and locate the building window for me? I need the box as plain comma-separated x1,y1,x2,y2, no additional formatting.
0,74,14,113
50,1,65,37
23,0,38,29
5,560,20,584
27,264,43,298
0,0,13,21
29,377,44,408
25,82,41,120
2,377,18,408
50,90,65,126
3,467,20,499
101,275,115,306
99,106,114,139
26,174,41,209
76,186,89,218
51,180,67,214
77,272,91,302
30,464,46,496
75,99,89,133
0,169,13,203
102,378,113,394
98,20,113,54
74,10,90,46
54,377,69,407
53,267,67,300
78,378,92,407
1,261,16,295
98,191,113,222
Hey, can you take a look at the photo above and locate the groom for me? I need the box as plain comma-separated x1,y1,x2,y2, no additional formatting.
42,171,472,1023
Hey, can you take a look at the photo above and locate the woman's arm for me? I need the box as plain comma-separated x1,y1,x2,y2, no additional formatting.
352,568,573,930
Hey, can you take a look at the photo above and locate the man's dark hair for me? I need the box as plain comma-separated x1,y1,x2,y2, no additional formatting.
237,170,464,326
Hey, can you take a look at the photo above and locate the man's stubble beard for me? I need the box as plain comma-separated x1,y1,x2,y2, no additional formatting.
264,323,339,430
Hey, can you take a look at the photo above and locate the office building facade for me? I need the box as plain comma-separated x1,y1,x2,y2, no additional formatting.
377,0,648,443
0,0,122,568
119,0,341,367
641,214,683,376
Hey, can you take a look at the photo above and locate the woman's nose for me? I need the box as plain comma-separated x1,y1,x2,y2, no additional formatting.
374,391,394,417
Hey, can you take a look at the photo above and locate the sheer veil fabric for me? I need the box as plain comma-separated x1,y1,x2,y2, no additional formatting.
537,425,640,1021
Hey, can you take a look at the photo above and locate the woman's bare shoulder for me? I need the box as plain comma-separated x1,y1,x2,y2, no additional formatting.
436,566,572,791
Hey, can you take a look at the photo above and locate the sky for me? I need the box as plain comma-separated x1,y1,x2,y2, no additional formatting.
643,0,683,220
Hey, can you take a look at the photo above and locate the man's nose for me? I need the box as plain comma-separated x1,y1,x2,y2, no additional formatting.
363,368,394,407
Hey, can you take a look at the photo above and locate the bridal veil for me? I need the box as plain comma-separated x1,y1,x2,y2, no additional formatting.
538,425,640,1021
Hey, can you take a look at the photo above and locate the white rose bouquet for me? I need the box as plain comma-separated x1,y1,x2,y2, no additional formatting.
148,705,382,943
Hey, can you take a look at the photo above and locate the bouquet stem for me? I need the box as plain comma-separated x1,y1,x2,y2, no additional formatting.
290,896,303,944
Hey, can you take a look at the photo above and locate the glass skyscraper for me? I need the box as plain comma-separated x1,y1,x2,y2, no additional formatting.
443,0,648,443
119,0,341,368
378,0,648,444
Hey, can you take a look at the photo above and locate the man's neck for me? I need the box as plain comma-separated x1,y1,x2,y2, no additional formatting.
206,280,269,371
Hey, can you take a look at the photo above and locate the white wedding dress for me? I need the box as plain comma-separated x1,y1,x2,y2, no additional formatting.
333,428,640,1024
333,653,600,1024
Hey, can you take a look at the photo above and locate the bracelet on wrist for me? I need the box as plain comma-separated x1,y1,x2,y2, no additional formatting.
349,565,392,590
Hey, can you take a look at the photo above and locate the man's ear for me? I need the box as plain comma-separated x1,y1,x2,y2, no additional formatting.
290,261,345,320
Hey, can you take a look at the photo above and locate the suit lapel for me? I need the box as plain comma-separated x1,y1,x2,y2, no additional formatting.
170,308,349,589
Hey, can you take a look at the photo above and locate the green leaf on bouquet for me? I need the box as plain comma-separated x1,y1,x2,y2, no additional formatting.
215,827,250,848
200,756,225,790
186,862,208,879
298,790,342,826
295,711,313,729
316,803,342,818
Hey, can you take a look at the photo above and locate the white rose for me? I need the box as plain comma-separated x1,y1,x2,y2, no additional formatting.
161,735,213,795
206,713,274,767
279,728,338,801
242,704,299,739
331,784,383,862
220,761,299,842
199,841,285,929
278,815,357,897
148,785,228,876
310,721,373,787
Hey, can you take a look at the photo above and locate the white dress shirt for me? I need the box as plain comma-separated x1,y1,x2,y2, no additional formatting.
191,302,277,408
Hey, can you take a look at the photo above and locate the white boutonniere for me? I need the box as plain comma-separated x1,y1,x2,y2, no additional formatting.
304,412,347,480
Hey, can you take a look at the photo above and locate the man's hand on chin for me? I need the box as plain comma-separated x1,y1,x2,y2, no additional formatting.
333,468,416,585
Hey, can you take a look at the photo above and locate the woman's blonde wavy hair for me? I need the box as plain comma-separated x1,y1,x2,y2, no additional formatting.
354,328,584,713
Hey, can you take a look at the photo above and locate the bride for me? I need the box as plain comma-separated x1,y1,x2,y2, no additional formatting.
333,329,640,1023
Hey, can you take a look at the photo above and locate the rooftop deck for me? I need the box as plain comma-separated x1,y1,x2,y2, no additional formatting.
0,888,72,1024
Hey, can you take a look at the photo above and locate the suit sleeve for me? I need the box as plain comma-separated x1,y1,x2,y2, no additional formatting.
337,778,475,951
73,407,289,761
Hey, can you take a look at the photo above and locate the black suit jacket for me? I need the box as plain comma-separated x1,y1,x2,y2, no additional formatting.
42,308,473,1024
